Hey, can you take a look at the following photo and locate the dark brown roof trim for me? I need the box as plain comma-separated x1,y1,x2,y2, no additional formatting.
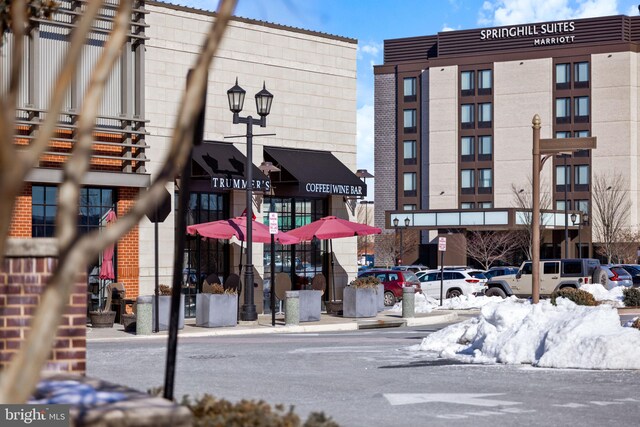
147,1,357,44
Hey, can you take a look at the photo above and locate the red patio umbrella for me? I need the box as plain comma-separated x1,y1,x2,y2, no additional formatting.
186,216,300,245
288,216,381,301
99,210,117,310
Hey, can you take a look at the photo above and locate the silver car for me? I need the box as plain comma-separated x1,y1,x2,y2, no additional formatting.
594,265,633,290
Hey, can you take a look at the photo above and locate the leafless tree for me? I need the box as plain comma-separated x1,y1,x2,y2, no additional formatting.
511,178,552,260
356,202,374,260
374,229,419,267
592,172,631,263
464,230,518,270
0,0,236,404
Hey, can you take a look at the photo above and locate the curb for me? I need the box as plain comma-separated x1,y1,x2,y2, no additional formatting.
86,312,458,343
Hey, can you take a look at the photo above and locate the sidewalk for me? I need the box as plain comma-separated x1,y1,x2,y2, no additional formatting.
86,309,462,342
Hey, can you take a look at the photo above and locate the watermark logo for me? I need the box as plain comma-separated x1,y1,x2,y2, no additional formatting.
1,405,69,426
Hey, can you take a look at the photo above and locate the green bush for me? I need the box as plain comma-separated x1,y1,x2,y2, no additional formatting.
622,287,640,307
632,318,640,330
550,287,597,306
349,276,380,289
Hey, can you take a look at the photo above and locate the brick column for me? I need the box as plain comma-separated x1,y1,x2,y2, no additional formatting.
0,238,86,374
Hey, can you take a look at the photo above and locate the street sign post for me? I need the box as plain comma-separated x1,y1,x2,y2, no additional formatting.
269,212,278,234
438,237,446,306
268,212,278,326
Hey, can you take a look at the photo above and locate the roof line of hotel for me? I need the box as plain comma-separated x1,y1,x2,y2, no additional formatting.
147,1,358,44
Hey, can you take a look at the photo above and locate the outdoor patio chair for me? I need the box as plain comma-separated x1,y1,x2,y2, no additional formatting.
274,272,291,315
311,274,326,295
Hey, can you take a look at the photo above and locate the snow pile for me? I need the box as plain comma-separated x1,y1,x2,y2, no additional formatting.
580,283,625,306
390,293,510,313
410,298,640,369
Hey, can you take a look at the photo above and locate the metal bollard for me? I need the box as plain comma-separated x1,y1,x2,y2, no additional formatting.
285,291,300,326
402,286,415,319
136,295,153,335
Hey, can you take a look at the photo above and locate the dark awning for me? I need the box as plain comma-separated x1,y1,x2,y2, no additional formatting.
192,141,270,192
264,146,365,197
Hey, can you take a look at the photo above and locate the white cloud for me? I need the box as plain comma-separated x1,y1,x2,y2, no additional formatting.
441,24,457,32
357,41,383,61
478,0,620,26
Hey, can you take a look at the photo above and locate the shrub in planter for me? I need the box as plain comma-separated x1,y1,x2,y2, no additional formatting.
623,287,640,307
350,276,380,289
550,288,596,306
632,318,640,330
196,283,238,327
180,394,339,427
343,277,380,318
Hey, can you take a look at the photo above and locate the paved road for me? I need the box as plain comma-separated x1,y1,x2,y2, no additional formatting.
88,318,640,427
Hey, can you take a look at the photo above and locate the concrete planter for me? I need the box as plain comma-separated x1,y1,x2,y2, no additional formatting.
298,290,322,322
377,284,385,311
195,293,238,327
152,295,185,331
342,287,378,318
89,310,116,328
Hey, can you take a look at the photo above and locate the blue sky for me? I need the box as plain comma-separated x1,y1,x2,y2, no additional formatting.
176,0,639,184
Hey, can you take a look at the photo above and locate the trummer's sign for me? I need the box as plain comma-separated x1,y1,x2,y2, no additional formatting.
480,21,576,46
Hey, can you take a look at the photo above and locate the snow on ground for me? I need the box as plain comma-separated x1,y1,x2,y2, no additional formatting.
580,283,625,306
409,298,640,370
390,293,511,313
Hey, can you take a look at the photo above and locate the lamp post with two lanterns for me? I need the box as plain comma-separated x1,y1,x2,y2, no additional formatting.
393,217,410,266
571,212,589,258
227,78,274,321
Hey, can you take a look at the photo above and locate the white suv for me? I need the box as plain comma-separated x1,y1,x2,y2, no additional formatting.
416,269,487,299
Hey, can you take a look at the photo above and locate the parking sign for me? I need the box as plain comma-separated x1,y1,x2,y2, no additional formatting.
269,212,278,234
438,237,447,251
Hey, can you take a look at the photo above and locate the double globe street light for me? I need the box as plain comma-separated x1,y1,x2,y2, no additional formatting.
227,78,274,321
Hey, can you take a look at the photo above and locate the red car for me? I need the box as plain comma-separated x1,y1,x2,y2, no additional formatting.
357,269,422,306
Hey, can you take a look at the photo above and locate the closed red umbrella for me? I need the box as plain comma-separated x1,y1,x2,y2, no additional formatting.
99,210,117,310
288,216,381,301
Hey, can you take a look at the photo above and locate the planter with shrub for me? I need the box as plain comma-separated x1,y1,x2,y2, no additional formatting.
153,284,185,331
342,277,380,318
196,283,238,328
550,287,597,306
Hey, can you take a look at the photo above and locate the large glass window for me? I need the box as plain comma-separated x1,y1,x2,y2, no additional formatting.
403,140,417,161
479,136,492,155
575,199,589,214
478,69,492,90
478,103,492,124
461,71,474,92
574,62,589,83
556,98,570,119
461,136,474,156
478,169,492,188
79,188,114,236
556,165,570,186
404,172,417,191
556,200,570,211
461,104,474,126
265,198,326,294
32,185,58,237
574,96,589,118
404,109,417,132
461,169,475,189
404,77,416,97
556,63,570,84
575,165,589,185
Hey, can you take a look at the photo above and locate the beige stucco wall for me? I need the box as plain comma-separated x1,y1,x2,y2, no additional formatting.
428,65,458,209
140,4,358,299
494,58,553,209
591,51,639,229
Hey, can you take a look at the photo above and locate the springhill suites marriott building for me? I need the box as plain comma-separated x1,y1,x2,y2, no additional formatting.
374,13,640,266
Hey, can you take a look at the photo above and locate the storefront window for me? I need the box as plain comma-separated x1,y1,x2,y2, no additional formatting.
263,197,327,304
183,192,229,318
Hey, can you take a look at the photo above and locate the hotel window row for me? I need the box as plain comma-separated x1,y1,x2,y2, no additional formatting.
461,103,492,128
555,165,590,187
461,135,492,161
460,69,493,95
555,61,589,89
461,168,493,193
555,96,590,123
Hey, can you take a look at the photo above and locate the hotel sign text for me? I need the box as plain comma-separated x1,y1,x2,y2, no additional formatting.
480,21,575,46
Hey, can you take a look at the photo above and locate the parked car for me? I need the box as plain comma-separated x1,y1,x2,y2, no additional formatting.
415,269,487,299
483,266,519,280
618,264,640,286
594,265,634,290
392,265,430,273
485,258,601,298
357,269,422,306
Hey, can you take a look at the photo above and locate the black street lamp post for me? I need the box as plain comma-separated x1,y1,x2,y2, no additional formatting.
571,212,589,258
393,217,410,265
227,78,273,321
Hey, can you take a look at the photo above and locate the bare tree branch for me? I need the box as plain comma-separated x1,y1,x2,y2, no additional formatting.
592,172,631,263
0,0,104,262
511,177,551,260
0,0,238,404
465,230,517,270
